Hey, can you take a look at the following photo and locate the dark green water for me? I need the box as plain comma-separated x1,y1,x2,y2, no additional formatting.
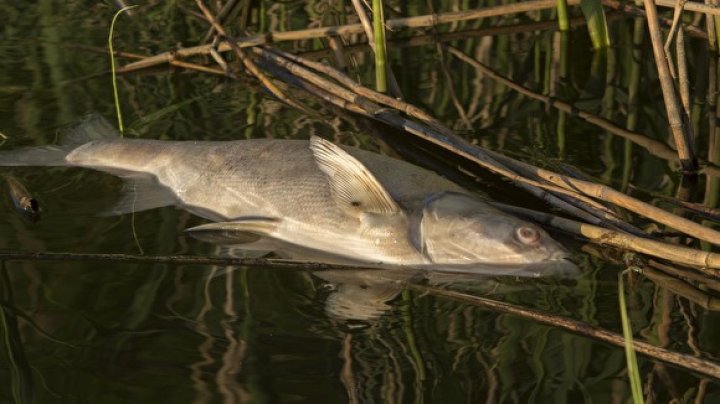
1,1,720,402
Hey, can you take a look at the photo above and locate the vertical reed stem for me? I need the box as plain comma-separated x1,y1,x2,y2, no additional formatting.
372,0,388,93
557,0,571,30
642,0,698,172
676,27,690,116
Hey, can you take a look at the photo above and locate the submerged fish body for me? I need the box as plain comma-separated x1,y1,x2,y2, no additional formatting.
0,117,571,271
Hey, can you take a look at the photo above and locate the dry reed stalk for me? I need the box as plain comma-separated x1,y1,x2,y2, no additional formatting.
193,0,312,115
644,0,698,172
120,0,581,73
447,45,720,178
676,27,691,116
414,285,720,380
495,164,720,245
484,149,646,235
201,0,239,43
253,48,619,226
261,46,455,137
169,59,226,75
649,193,720,223
656,0,720,14
254,48,639,226
295,13,620,61
601,0,707,38
446,48,670,162
649,260,720,293
255,47,720,246
437,48,720,244
493,202,720,274
641,265,720,310
326,36,347,70
664,0,687,52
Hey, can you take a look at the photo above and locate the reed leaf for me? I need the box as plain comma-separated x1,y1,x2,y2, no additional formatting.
618,270,644,404
580,0,611,49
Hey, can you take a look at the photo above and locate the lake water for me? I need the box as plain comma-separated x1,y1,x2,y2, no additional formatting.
1,1,719,402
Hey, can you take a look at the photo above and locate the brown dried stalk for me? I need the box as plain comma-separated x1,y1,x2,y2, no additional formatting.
251,47,720,246
644,0,698,172
193,0,312,114
120,0,581,73
262,46,455,137
446,45,720,178
642,266,720,312
414,285,720,380
493,202,720,274
253,47,626,228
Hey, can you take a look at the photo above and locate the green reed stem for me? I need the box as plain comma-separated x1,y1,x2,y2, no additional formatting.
372,0,388,93
556,0,570,31
618,270,644,404
108,5,138,136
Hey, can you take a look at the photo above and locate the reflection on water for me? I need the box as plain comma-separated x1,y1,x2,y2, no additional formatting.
2,0,720,402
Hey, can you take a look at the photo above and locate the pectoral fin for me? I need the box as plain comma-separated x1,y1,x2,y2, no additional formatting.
309,136,399,214
185,217,280,244
101,175,177,216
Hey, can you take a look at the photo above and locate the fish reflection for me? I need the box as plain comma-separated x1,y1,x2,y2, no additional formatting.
315,259,578,321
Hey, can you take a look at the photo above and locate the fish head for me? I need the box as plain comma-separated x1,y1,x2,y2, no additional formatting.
412,192,569,266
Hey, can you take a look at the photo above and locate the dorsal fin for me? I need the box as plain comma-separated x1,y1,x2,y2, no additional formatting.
59,114,120,146
309,136,399,215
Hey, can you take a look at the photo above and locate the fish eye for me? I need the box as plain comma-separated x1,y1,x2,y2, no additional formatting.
516,226,540,245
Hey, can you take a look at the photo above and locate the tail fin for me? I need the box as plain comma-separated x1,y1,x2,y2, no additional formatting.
0,115,119,167
0,145,71,167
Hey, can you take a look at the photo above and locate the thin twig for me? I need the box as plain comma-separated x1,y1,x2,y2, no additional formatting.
0,250,384,271
201,0,239,43
193,0,313,115
413,285,720,380
663,0,687,78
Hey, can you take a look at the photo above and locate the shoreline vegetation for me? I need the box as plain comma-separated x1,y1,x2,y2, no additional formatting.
6,0,720,396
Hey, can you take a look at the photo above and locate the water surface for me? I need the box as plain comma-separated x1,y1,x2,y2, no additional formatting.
1,1,719,402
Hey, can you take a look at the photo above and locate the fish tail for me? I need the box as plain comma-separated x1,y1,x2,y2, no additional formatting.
0,145,72,167
0,114,119,167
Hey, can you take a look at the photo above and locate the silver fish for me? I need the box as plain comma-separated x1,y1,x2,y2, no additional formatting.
0,116,572,272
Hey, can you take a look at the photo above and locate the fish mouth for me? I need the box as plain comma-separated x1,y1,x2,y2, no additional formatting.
548,248,571,261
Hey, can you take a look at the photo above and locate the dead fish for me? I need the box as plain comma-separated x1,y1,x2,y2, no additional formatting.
3,175,40,222
0,116,573,273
